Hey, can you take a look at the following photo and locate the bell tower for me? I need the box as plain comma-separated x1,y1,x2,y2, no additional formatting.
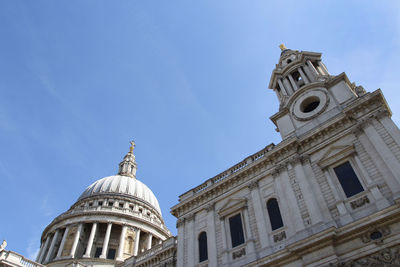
269,45,366,139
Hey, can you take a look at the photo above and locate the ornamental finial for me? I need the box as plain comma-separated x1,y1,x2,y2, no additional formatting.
129,140,136,153
279,44,287,51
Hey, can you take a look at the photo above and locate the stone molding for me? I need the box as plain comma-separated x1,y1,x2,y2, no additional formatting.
350,195,370,210
330,245,400,267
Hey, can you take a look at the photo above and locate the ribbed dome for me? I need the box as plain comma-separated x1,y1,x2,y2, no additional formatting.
79,175,161,215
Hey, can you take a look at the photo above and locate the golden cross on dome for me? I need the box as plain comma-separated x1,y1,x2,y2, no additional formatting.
279,44,287,51
129,140,136,152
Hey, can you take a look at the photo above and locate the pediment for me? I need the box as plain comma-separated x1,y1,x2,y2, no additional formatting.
218,197,248,218
318,145,355,169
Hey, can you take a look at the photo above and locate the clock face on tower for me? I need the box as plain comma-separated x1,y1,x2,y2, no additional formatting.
291,88,330,121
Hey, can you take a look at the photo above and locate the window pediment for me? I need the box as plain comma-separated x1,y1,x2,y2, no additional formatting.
318,145,355,169
218,198,247,219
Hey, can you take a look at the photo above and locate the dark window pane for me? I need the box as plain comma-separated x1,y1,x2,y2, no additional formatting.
94,247,102,258
198,232,208,262
267,198,284,230
334,161,364,198
229,214,245,247
107,248,116,259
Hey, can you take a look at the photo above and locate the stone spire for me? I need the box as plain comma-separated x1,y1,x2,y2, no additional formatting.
118,141,137,178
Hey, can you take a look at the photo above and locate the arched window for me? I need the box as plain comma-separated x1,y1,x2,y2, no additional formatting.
267,198,284,231
198,231,208,262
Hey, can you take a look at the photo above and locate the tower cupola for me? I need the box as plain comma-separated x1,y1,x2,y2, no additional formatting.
269,44,330,107
269,46,364,140
118,141,137,178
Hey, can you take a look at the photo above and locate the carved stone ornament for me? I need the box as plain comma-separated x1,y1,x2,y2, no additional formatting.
374,109,390,120
248,180,259,190
360,225,391,245
232,247,246,260
176,218,185,228
350,195,370,209
273,231,286,243
205,203,215,212
330,245,400,267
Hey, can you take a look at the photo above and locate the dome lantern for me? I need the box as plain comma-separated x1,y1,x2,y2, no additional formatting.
118,141,137,178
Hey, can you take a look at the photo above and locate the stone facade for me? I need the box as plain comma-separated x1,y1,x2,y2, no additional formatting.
2,46,400,267
170,46,400,266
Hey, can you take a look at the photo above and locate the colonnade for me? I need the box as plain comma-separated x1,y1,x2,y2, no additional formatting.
37,222,155,264
275,59,327,101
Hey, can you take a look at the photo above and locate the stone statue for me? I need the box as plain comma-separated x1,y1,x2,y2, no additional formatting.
0,240,7,252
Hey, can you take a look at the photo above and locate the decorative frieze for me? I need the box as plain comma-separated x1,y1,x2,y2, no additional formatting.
232,247,246,260
330,245,400,267
273,230,286,243
350,195,370,209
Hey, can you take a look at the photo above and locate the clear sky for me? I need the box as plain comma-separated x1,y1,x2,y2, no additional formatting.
1,0,400,260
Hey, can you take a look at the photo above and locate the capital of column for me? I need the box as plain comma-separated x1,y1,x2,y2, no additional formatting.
176,219,185,228
373,109,391,120
248,180,259,190
205,203,215,212
185,213,195,222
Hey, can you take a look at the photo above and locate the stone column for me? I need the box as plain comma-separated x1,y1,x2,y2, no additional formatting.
56,226,70,259
306,60,319,78
100,223,113,259
186,215,195,267
362,122,400,198
206,204,217,267
283,77,294,94
133,228,141,256
145,233,152,250
83,222,97,258
274,167,304,233
44,230,60,263
288,74,298,91
116,225,127,261
319,62,329,75
219,217,229,265
278,79,288,96
248,181,270,248
298,67,310,84
292,159,323,225
242,207,255,254
70,224,82,258
37,235,51,263
176,220,185,267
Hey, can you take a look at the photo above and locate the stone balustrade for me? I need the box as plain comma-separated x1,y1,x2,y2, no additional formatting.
179,143,276,201
0,250,46,267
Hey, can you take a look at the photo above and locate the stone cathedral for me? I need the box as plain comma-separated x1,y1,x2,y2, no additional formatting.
2,46,400,267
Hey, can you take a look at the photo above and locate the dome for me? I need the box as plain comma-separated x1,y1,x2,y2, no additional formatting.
79,175,162,215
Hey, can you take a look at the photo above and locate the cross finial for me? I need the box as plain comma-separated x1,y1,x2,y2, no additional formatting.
279,44,287,51
129,140,136,152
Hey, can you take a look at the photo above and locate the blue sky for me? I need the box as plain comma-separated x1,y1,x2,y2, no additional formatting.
1,0,400,260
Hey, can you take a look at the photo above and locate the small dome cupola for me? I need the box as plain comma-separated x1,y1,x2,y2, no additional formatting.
269,44,330,107
118,141,137,178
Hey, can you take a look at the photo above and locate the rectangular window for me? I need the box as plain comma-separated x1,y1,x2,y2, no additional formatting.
333,161,364,198
94,247,102,258
229,214,245,248
107,248,116,259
